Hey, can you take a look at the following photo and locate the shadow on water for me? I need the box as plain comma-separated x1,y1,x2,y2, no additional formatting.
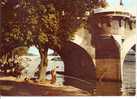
64,75,135,96
63,75,95,92
47,72,136,96
46,73,95,93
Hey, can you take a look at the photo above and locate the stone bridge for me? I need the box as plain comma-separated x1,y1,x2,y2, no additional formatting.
89,8,136,81
57,7,136,90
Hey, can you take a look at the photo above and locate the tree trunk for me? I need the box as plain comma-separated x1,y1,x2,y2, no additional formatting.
38,47,48,81
4,53,8,63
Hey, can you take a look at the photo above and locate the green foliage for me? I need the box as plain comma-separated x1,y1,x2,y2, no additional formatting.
1,0,101,54
0,0,104,80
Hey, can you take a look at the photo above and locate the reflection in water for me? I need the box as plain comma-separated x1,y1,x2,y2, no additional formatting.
63,75,95,92
96,81,121,96
46,72,135,96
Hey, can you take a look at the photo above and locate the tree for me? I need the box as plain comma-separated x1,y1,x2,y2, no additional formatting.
51,0,94,41
18,0,60,81
96,0,108,8
1,0,59,81
0,0,25,58
1,0,101,81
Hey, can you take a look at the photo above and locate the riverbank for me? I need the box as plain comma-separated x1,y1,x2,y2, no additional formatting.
0,75,91,96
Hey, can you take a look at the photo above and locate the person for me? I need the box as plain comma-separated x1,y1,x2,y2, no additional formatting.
8,58,14,74
0,59,3,72
3,61,9,74
14,62,25,79
50,66,58,84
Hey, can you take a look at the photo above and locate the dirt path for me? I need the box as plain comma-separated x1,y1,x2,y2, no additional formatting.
0,76,91,96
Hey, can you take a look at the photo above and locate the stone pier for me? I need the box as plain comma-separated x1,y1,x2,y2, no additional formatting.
88,7,136,81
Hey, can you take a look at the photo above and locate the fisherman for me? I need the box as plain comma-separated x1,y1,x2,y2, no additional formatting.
50,66,58,84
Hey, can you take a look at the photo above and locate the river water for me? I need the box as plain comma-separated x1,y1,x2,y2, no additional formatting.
46,73,135,96
47,49,136,96
24,48,136,96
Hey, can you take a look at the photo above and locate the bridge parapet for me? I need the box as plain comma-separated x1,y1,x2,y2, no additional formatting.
90,7,135,38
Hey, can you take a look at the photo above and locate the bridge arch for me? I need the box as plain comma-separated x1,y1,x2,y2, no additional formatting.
121,33,136,65
121,44,136,93
120,33,136,93
71,27,96,64
58,41,96,90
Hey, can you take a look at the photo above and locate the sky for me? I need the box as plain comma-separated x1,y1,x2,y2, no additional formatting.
28,46,54,56
107,0,137,15
28,46,40,56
